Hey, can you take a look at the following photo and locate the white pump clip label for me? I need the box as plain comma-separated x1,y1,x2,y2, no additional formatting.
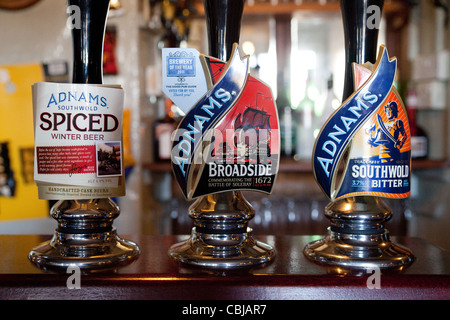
32,82,125,200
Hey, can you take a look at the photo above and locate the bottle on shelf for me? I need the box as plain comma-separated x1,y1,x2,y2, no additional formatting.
277,87,295,158
294,72,318,160
153,98,178,162
406,88,428,159
280,106,295,157
318,74,340,129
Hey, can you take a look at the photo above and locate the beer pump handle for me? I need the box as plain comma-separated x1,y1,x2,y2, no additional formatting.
340,0,384,101
203,0,245,61
28,0,141,272
69,0,110,84
303,0,414,273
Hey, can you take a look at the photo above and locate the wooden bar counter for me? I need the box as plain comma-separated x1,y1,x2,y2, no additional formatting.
0,235,449,300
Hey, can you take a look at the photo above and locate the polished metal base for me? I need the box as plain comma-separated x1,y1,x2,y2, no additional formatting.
29,229,140,271
28,199,140,272
304,196,414,273
169,227,274,269
168,191,275,269
304,229,414,272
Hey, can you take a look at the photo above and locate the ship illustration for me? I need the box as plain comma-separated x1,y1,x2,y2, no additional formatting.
234,106,272,132
212,105,272,163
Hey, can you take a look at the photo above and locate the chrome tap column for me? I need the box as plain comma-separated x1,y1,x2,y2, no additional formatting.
29,0,140,271
168,0,277,269
303,0,414,273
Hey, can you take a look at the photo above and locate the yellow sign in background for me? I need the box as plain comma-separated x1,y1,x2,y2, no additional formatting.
0,63,49,220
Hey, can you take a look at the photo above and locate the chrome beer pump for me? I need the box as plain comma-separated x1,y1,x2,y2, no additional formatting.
303,0,415,273
168,0,276,269
29,0,140,271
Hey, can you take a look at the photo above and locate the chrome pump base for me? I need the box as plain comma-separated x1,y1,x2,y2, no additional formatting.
169,191,275,269
304,197,414,273
29,199,140,272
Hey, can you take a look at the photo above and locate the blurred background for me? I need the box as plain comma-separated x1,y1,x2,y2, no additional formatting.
0,0,448,250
